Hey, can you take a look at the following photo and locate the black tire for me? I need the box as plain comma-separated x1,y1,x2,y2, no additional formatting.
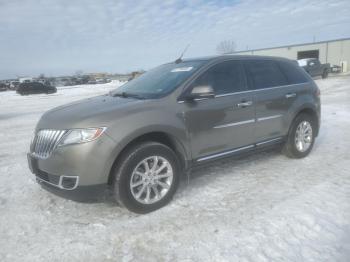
283,113,316,158
322,69,329,79
112,141,180,214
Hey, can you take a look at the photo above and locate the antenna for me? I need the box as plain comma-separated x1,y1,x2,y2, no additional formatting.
175,44,190,64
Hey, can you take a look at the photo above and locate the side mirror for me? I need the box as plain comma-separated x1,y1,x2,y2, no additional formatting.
185,85,215,101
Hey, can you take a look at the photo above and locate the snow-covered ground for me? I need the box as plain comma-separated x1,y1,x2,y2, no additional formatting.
0,77,350,261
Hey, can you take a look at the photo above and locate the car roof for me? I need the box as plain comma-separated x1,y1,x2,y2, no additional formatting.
180,54,294,64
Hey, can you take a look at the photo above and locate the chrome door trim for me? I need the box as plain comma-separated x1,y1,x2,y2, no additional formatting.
196,137,283,162
197,145,254,162
214,114,283,129
236,101,253,108
285,93,297,99
214,119,255,129
256,137,283,146
257,114,283,122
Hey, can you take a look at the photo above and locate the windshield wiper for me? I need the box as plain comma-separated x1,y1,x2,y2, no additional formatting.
110,92,145,100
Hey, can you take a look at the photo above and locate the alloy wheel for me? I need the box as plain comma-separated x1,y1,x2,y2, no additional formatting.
295,121,313,152
130,156,174,204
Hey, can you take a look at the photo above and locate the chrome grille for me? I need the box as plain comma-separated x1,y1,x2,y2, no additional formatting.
31,130,66,159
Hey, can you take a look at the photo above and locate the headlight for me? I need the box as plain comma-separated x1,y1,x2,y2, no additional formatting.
59,127,106,146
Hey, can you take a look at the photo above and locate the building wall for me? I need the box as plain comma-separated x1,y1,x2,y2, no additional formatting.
327,39,350,71
236,39,350,72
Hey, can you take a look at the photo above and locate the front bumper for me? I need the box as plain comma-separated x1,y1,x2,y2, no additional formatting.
37,177,108,202
28,133,117,189
28,153,110,202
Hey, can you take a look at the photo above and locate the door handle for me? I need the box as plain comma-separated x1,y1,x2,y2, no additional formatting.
236,101,253,108
285,93,296,99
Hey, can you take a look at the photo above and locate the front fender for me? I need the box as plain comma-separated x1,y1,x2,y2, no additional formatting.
108,124,189,160
103,112,190,183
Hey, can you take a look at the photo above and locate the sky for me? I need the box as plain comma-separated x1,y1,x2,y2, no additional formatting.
0,0,350,79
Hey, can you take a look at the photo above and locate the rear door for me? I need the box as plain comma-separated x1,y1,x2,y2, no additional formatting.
244,60,294,143
183,60,255,161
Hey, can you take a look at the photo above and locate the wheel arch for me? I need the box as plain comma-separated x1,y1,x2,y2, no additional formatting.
290,106,320,137
107,131,189,185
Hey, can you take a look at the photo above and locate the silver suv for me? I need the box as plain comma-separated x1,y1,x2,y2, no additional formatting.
28,55,321,213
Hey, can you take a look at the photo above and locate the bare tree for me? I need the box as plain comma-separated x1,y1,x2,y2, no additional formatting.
216,40,237,54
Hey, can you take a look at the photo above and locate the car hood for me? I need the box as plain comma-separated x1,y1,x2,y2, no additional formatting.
37,94,146,130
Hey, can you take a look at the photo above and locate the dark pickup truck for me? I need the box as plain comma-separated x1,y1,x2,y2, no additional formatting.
297,58,330,79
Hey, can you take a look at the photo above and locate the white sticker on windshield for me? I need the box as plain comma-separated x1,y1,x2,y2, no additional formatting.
171,67,193,72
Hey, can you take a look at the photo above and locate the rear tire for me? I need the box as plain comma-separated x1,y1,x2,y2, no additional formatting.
322,69,329,79
283,113,316,158
112,142,180,214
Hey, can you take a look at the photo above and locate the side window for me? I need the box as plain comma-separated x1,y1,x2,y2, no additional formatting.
278,61,308,84
192,60,246,95
245,60,288,89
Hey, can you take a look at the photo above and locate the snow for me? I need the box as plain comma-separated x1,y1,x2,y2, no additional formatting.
1,76,350,261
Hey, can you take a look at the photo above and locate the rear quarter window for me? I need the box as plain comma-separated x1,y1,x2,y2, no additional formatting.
278,61,309,84
244,60,288,90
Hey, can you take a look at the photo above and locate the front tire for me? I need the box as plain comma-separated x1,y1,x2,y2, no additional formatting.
112,142,180,213
283,113,316,158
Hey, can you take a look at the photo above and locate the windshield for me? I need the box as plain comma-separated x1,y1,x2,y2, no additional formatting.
110,61,205,99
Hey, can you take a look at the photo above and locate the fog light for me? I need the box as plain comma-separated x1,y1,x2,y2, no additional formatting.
59,176,79,190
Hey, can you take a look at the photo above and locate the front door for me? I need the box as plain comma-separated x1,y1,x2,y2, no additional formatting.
183,60,255,161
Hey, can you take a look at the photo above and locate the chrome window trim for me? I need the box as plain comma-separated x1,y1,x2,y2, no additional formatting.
257,114,283,122
178,82,305,103
214,119,255,129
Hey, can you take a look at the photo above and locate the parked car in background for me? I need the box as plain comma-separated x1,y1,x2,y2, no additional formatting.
28,55,320,213
0,83,7,92
16,82,57,95
331,65,342,73
297,58,330,78
95,78,108,84
87,79,97,85
9,81,20,90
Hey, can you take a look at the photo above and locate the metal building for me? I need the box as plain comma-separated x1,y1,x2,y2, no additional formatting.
235,37,350,72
